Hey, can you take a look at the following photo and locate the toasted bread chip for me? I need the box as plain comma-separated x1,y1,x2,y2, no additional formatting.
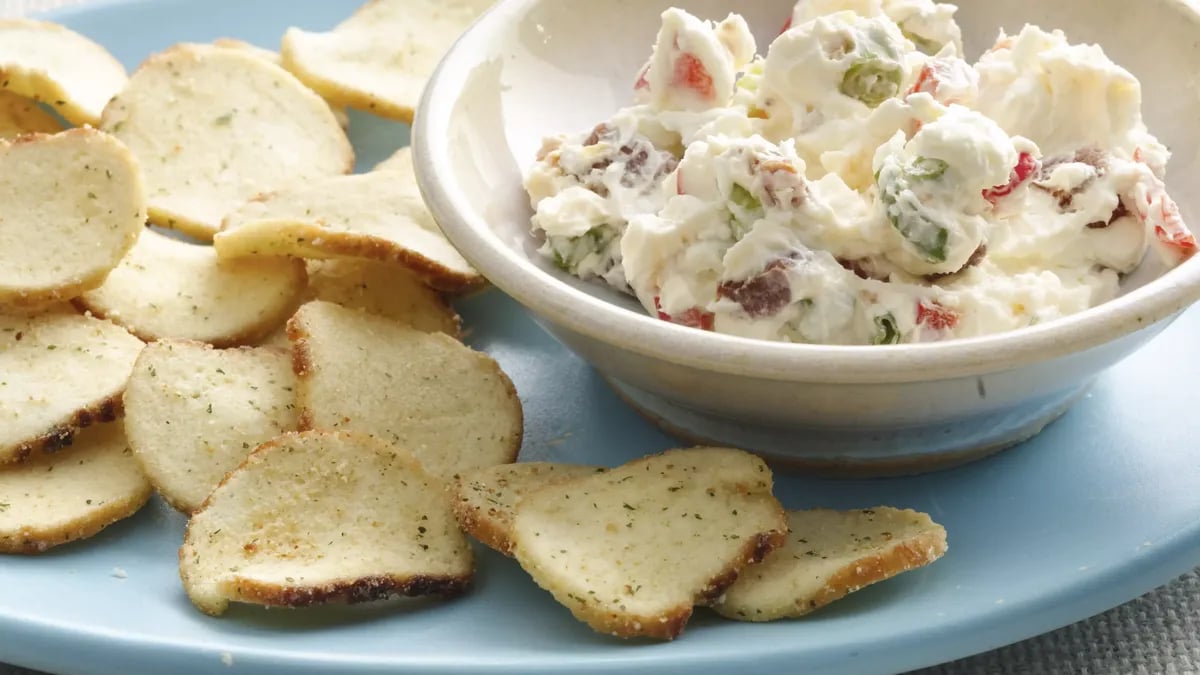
371,145,416,177
0,312,144,465
714,508,948,621
306,259,460,337
0,19,127,126
289,301,520,479
216,171,481,292
76,229,306,347
211,38,350,130
179,430,474,616
0,422,152,554
100,43,352,240
0,90,61,139
123,341,298,513
0,128,146,307
453,462,605,555
280,0,492,122
255,325,292,350
510,447,788,640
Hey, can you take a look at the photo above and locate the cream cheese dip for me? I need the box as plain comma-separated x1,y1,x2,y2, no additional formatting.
525,1,1195,345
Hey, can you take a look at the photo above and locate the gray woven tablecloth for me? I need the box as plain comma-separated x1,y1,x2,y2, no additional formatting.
0,0,1197,673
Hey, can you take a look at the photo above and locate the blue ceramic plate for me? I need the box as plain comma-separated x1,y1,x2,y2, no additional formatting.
1,1,1198,674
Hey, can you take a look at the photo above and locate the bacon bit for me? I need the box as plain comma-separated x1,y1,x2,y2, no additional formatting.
671,52,715,100
654,296,715,331
983,152,1039,205
838,257,882,281
1087,201,1130,230
634,63,651,91
583,123,613,147
924,244,987,282
675,170,685,195
916,301,959,331
780,15,793,35
717,260,792,318
1133,147,1145,163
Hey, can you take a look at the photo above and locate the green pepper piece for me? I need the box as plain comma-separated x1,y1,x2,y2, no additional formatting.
866,24,901,60
907,157,949,181
730,183,761,212
548,225,617,273
901,26,944,55
840,57,903,108
879,169,949,263
727,183,764,241
872,312,901,345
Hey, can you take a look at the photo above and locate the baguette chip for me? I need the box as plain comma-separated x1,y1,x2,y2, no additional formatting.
210,38,350,130
77,229,307,347
0,19,127,125
0,422,152,554
123,341,298,513
179,430,474,615
216,171,481,292
288,301,521,479
510,447,788,640
0,128,146,307
371,145,416,177
0,89,61,139
305,259,461,337
453,462,605,555
0,312,144,465
100,43,353,240
715,508,948,621
280,0,493,122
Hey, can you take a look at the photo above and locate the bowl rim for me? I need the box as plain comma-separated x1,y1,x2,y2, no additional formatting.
413,0,1200,385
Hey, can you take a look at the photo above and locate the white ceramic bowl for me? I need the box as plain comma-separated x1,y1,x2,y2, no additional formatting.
414,0,1200,475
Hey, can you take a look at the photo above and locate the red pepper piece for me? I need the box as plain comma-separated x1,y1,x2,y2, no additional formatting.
654,296,715,331
671,52,715,100
917,301,960,331
983,152,1038,204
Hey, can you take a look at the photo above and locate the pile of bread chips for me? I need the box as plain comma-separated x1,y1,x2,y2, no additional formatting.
0,0,947,640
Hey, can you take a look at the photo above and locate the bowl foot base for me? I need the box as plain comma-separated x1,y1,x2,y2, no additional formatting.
604,376,1093,478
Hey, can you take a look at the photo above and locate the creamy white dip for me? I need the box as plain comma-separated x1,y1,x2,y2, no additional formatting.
525,1,1195,345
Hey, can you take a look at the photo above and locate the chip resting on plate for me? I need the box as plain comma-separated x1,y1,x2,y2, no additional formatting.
452,462,606,555
100,43,352,240
0,422,152,554
123,340,298,513
0,89,61,139
371,145,417,176
0,312,144,465
76,228,307,347
215,171,482,292
256,258,462,346
280,0,493,122
304,259,461,337
510,447,788,640
714,507,948,621
210,38,350,129
0,19,127,126
288,300,521,479
0,128,146,307
179,430,474,616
